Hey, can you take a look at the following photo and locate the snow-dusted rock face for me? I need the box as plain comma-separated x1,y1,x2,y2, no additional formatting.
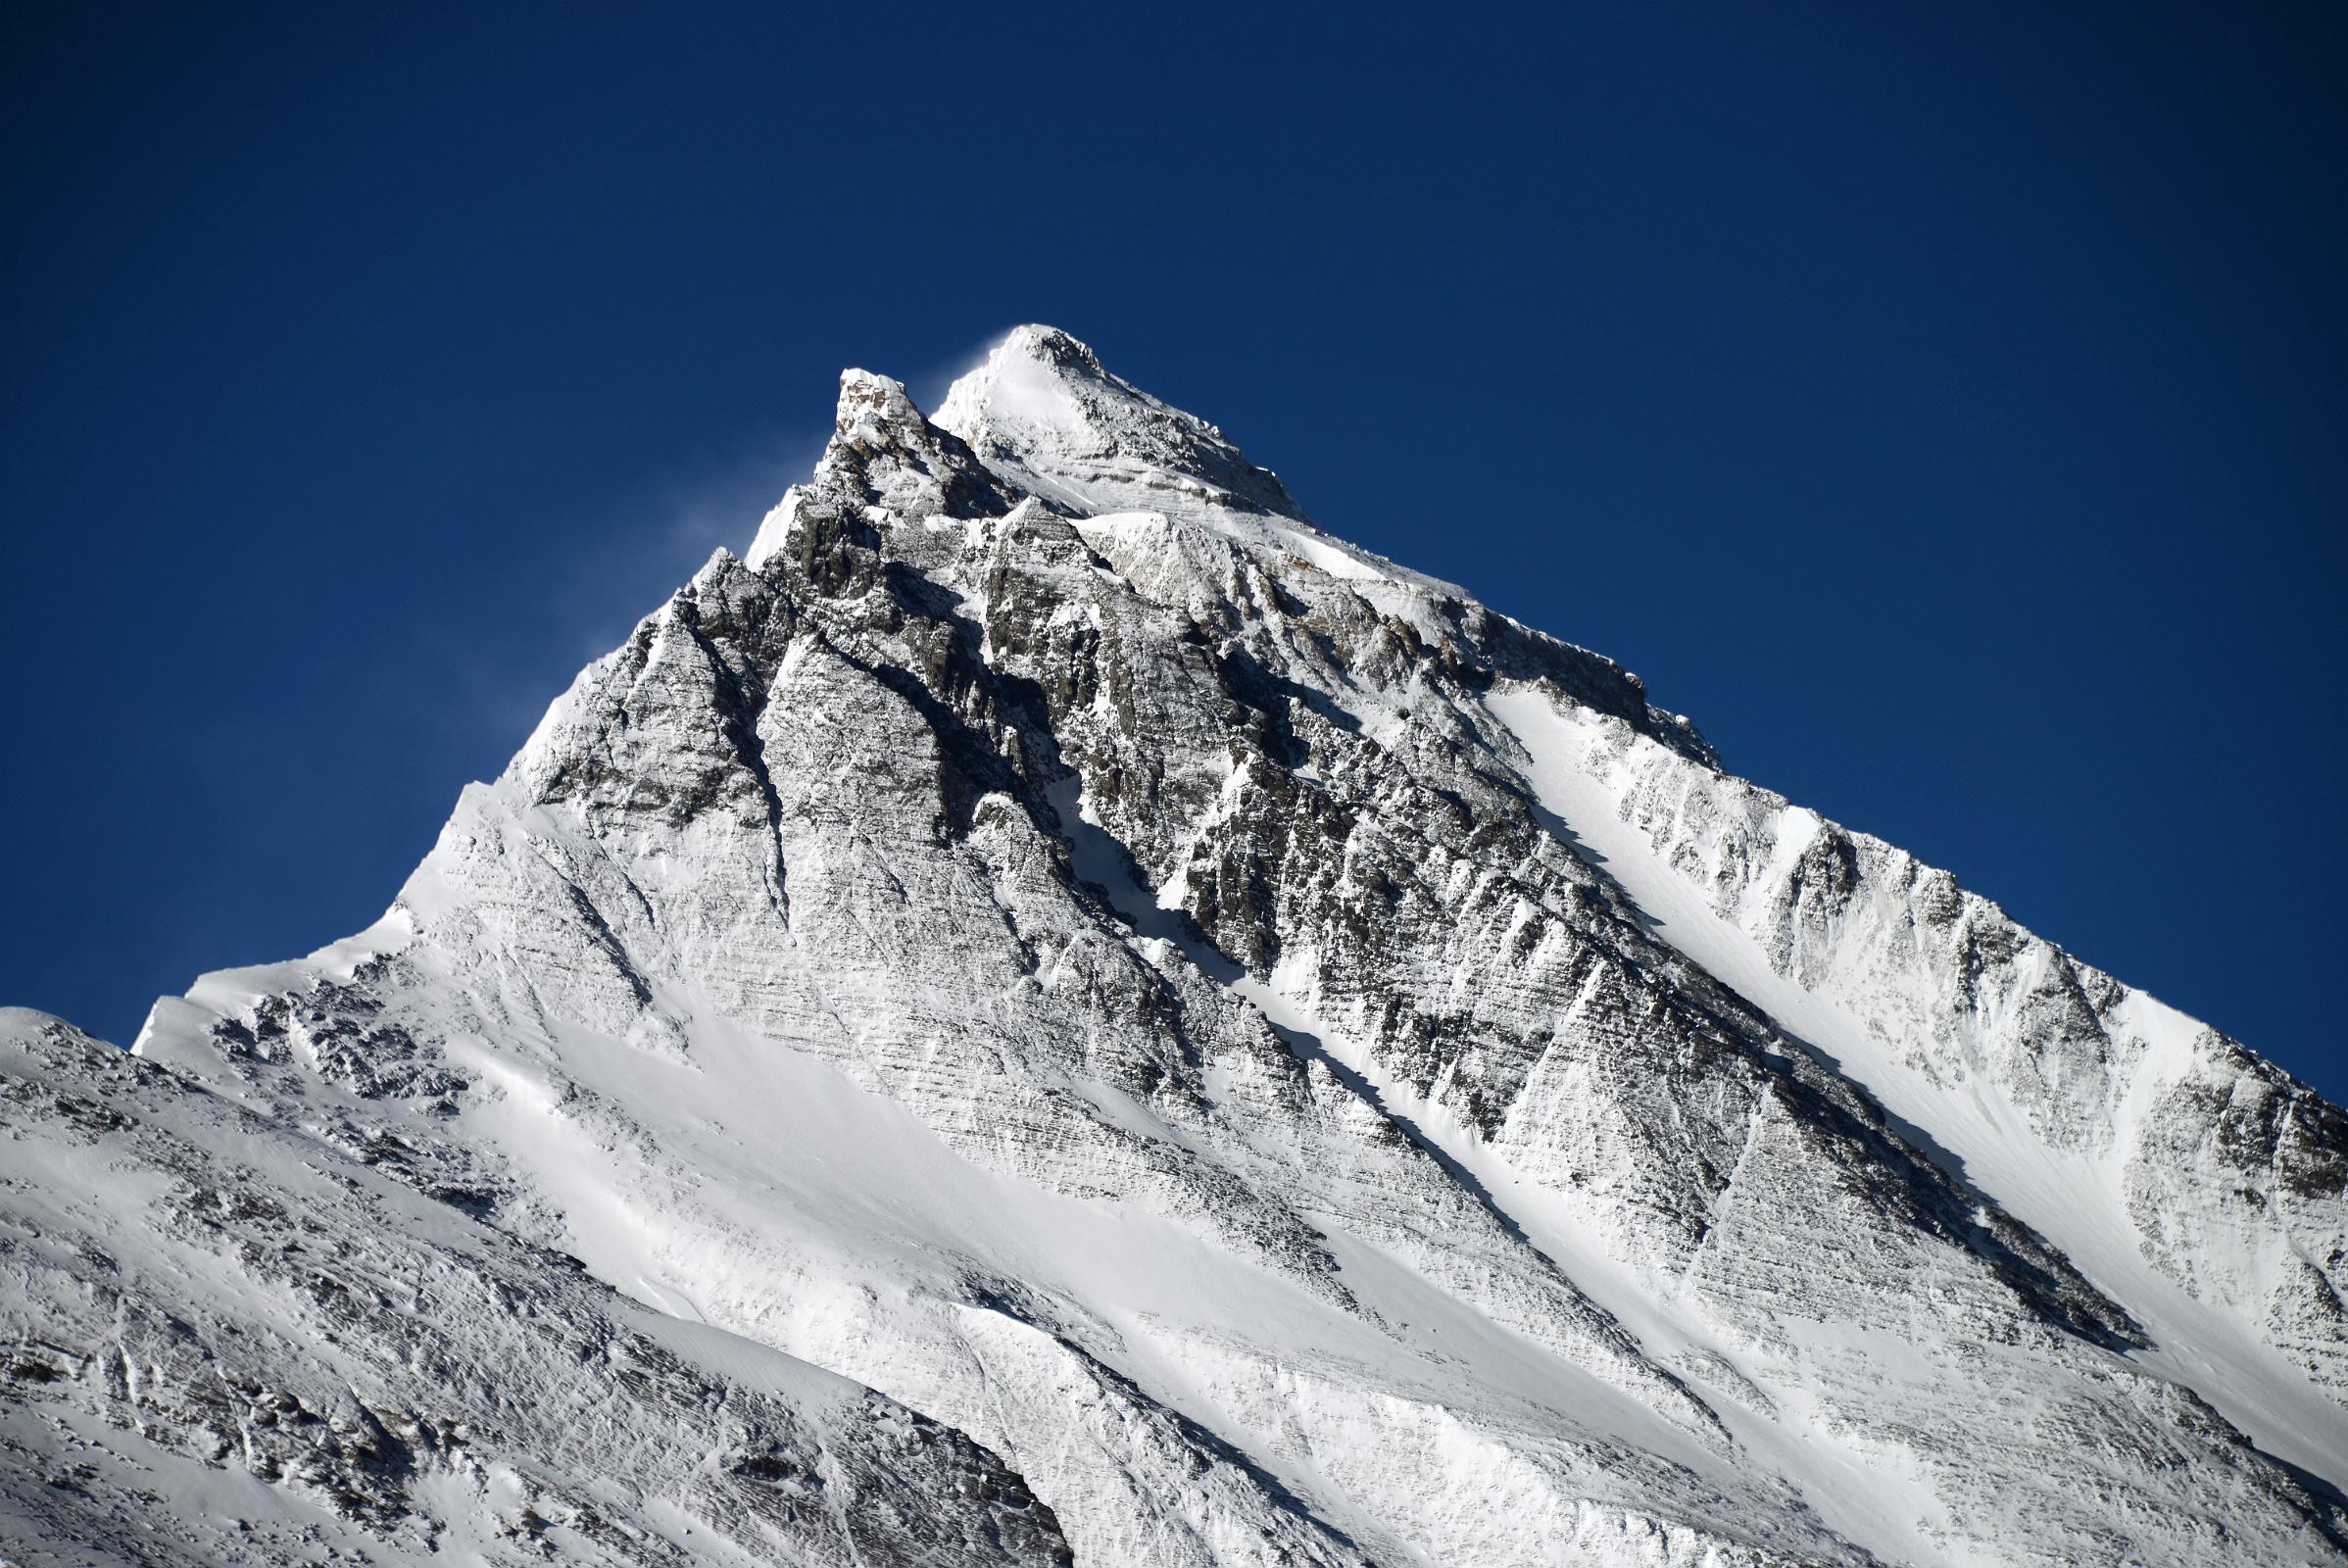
7,325,2345,1565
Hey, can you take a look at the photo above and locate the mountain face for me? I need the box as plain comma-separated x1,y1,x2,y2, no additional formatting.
7,326,2346,1567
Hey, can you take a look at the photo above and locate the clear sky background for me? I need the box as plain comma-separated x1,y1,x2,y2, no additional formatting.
4,4,2342,1095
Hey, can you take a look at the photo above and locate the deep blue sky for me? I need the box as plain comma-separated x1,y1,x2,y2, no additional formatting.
5,4,2341,1095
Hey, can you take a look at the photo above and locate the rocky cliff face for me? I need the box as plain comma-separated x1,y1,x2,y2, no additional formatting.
8,325,2345,1566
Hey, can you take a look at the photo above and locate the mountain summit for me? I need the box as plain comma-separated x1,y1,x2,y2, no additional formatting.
7,328,2345,1566
935,323,1308,519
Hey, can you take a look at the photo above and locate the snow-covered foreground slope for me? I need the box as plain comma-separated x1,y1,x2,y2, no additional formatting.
0,1009,1067,1567
8,325,2346,1565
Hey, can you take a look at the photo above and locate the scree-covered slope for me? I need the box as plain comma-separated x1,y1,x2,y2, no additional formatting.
8,326,2346,1567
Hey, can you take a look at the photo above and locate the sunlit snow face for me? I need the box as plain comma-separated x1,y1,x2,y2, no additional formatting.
965,337,1090,437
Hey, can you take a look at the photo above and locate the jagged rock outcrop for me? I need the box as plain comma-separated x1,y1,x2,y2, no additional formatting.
6,326,2344,1566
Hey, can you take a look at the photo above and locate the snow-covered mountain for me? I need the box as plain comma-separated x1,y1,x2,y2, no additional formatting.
8,325,2345,1566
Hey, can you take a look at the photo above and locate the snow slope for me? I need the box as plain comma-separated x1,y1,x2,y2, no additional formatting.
0,1008,1068,1567
1485,685,2348,1498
